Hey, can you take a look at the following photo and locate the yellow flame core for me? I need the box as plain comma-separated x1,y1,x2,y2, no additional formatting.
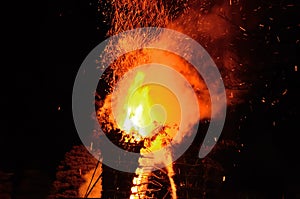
114,70,180,139
118,71,152,137
122,85,152,136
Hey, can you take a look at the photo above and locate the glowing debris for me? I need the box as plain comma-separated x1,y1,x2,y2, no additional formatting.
276,36,280,42
239,26,246,32
282,89,288,96
90,142,93,151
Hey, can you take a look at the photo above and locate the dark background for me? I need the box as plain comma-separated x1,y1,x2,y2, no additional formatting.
3,0,300,198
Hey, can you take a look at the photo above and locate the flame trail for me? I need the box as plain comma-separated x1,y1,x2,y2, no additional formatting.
165,157,177,199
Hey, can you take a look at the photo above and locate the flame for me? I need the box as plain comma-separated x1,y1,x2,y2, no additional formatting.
112,67,182,139
95,0,244,197
99,47,202,199
166,161,177,199
118,72,154,137
111,67,180,198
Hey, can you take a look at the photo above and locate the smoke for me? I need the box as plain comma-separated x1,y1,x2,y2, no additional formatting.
167,0,243,90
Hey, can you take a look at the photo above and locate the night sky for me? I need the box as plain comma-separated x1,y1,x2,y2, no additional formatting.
3,0,300,198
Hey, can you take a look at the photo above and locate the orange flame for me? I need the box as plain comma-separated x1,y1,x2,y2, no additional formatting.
96,0,243,198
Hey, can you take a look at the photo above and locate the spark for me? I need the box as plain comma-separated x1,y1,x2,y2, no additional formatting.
282,89,288,96
276,36,280,43
286,4,294,7
222,176,226,182
239,26,246,32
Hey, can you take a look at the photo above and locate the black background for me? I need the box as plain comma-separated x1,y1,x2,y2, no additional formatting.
2,0,300,198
